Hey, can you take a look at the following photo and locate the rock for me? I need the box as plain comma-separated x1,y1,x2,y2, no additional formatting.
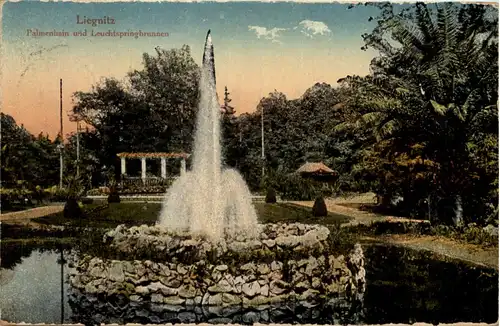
242,311,260,324
215,264,228,272
329,255,343,270
108,262,125,282
275,235,300,248
211,270,223,283
257,264,270,275
222,293,241,305
270,261,282,271
158,264,171,277
84,282,98,294
297,259,309,268
160,277,181,288
260,284,269,297
202,292,210,305
242,281,261,297
208,293,224,305
299,288,319,301
163,304,185,312
135,285,149,295
148,282,177,296
270,280,288,295
325,282,341,294
178,285,196,298
311,277,321,289
262,239,276,248
89,266,105,278
269,271,283,281
151,293,164,303
305,257,319,277
163,296,185,305
295,280,310,292
135,264,147,277
177,265,188,275
178,312,197,323
130,295,142,302
208,279,233,293
240,263,256,272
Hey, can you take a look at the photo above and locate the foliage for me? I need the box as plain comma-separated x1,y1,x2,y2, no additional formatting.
312,197,328,217
1,113,60,188
71,45,200,183
264,170,335,201
107,186,121,203
64,198,83,219
335,3,498,224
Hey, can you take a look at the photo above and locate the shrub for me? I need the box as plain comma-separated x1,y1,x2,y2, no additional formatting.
108,186,121,203
63,198,83,219
312,196,328,217
265,188,277,204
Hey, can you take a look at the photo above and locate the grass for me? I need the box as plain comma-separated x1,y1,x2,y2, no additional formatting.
31,202,352,229
255,202,352,225
33,202,161,228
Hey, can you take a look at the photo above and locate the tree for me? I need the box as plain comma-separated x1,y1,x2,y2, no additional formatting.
337,3,498,223
221,86,239,167
71,45,201,182
1,113,60,188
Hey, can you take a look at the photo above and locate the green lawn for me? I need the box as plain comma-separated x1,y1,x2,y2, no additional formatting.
32,202,352,228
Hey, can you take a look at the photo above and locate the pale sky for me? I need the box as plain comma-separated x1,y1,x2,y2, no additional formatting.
2,1,380,138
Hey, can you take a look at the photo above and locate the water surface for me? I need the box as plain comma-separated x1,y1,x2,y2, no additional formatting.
0,242,497,325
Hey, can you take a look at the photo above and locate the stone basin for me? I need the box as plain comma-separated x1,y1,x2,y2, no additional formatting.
69,223,366,308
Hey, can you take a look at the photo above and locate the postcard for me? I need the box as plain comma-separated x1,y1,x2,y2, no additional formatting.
0,1,498,325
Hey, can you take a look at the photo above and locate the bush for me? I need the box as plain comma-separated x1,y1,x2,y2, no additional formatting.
312,196,328,217
63,198,83,219
108,186,121,203
265,188,277,204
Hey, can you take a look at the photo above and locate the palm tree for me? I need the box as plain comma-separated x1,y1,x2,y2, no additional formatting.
336,3,498,223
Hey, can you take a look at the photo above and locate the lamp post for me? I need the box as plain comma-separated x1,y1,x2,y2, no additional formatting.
57,143,64,189
59,78,64,189
76,121,80,178
261,105,265,179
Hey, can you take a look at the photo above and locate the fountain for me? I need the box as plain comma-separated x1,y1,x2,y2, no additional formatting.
68,32,366,320
158,30,259,242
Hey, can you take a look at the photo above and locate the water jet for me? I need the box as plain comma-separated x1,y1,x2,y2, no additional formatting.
158,30,258,242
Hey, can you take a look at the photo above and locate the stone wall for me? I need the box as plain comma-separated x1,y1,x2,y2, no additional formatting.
69,223,365,312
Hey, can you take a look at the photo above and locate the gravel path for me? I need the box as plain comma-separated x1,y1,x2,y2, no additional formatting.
287,194,429,227
0,205,64,224
362,234,499,270
287,194,498,270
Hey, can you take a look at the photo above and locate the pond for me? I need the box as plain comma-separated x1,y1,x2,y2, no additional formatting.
1,241,497,325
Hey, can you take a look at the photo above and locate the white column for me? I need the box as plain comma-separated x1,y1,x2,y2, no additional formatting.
141,157,146,183
180,158,186,176
161,157,167,179
120,157,126,175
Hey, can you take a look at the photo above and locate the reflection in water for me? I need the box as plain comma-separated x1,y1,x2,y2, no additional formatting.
0,246,72,324
68,290,364,325
0,242,498,325
363,244,499,324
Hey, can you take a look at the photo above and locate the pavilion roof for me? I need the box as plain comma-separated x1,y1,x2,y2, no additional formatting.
117,152,190,159
296,162,336,175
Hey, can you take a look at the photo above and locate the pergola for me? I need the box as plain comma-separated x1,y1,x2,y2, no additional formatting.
117,152,191,182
